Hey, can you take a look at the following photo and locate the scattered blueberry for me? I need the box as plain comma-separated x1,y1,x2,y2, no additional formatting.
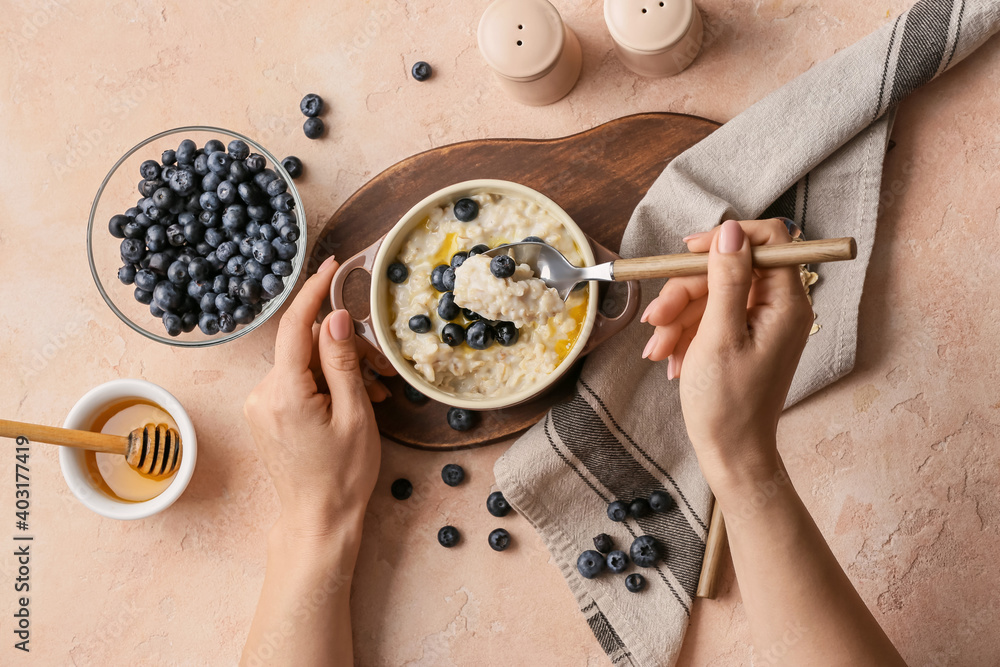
488,528,511,552
118,265,137,285
227,139,250,161
441,323,465,346
462,308,481,321
490,254,516,279
139,160,160,180
468,243,489,256
161,149,176,165
411,61,433,81
390,478,413,500
430,264,450,292
266,179,287,197
198,312,221,335
625,573,646,593
607,501,629,522
494,321,519,346
408,314,432,334
437,292,460,320
108,214,128,239
218,312,237,333
441,267,456,291
465,321,495,350
437,525,460,548
281,156,303,179
487,491,511,517
245,154,266,173
629,535,661,568
387,262,408,284
593,533,614,554
649,490,675,513
453,198,479,222
162,312,182,337
403,383,427,404
450,252,468,268
606,550,629,574
441,464,465,487
303,117,325,139
299,93,324,117
134,287,153,305
176,139,197,164
167,261,189,285
630,498,652,519
522,236,545,243
577,550,605,579
446,407,477,431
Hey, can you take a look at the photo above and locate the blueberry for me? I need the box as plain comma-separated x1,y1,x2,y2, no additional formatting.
108,215,128,238
168,168,196,196
233,304,255,324
209,151,234,176
441,322,465,346
167,261,189,285
216,312,235,333
245,153,266,173
145,225,168,252
437,526,460,548
488,528,511,552
187,280,211,299
266,178,288,197
161,149,176,165
441,463,464,487
176,139,197,164
162,312,182,337
198,312,220,335
468,243,489,256
494,321,519,346
139,160,160,180
629,535,661,568
149,303,165,318
437,292,460,320
226,255,247,276
123,221,144,240
450,252,468,268
201,171,222,192
593,533,614,554
238,279,262,304
271,260,293,278
259,224,277,242
166,223,186,247
625,573,646,593
239,236,255,258
303,117,325,139
250,239,275,264
180,311,198,333
430,265,449,291
245,259,266,282
462,309,481,321
192,152,210,175
408,314,432,333
247,205,270,222
280,155,302,179
150,252,176,274
390,478,412,500
215,293,237,314
387,262,408,284
441,267,456,291
204,227,226,249
229,162,251,187
153,281,182,311
272,211,295,229
203,139,225,154
227,139,250,160
262,274,284,297
152,187,175,210
411,61,432,81
254,168,279,190
403,384,427,404
607,500,629,522
630,498,652,519
465,321,495,350
453,198,479,222
446,407,476,431
222,205,246,230
272,193,295,213
490,254,516,279
118,264,137,285
649,490,675,513
133,287,153,305
120,238,145,263
134,269,157,292
299,93,324,117
577,550,605,579
486,491,511,517
216,241,238,262
606,550,629,574
239,182,266,206
522,236,545,243
217,180,237,205
198,191,221,212
183,220,206,244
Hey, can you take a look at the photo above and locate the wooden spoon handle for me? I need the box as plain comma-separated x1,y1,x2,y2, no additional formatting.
611,237,857,281
0,419,128,455
696,500,728,599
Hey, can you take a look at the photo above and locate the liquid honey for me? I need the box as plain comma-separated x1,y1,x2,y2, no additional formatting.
84,400,179,502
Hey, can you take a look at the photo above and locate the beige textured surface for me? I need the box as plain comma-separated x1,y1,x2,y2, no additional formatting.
1,0,998,664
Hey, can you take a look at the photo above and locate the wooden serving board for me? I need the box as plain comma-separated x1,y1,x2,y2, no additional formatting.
310,112,719,450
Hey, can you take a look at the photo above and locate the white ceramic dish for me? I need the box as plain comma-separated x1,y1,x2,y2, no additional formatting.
59,379,197,520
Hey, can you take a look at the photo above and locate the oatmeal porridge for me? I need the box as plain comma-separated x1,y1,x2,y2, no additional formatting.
387,192,589,398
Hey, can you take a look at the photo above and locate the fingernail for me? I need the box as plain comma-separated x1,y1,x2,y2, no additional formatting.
319,255,337,272
330,309,352,341
718,220,744,254
640,303,654,324
682,231,706,243
666,355,675,380
779,218,803,240
642,336,656,360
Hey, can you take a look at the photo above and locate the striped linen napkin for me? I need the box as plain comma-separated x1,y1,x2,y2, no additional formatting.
494,1,1000,665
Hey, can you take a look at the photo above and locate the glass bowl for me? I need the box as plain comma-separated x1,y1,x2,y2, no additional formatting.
86,126,306,347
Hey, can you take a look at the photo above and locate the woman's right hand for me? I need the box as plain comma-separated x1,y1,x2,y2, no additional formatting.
641,219,815,490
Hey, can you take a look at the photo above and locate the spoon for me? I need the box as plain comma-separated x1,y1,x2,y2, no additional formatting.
484,237,857,300
0,419,182,480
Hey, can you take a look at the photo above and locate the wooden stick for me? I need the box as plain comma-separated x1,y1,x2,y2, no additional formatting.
696,499,728,599
0,419,128,455
612,237,856,281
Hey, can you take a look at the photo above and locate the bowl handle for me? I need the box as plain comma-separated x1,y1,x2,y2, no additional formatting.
330,235,385,351
580,238,641,356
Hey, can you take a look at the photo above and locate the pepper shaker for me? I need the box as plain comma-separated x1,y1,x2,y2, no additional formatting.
478,0,583,106
604,0,703,77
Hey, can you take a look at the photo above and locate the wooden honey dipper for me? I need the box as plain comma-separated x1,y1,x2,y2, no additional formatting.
0,419,182,480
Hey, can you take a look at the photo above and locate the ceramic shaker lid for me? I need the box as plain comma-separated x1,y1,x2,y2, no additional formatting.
604,0,695,53
478,0,566,81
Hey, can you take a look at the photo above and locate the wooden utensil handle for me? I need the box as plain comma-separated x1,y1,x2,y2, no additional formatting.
0,419,128,455
612,237,857,281
696,500,727,599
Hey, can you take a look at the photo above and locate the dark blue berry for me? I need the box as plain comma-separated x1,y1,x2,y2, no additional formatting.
522,236,545,243
271,259,293,277
577,550,605,579
446,407,476,431
108,214,128,239
303,117,325,139
272,239,297,262
462,308,481,321
450,252,468,268
167,261,189,285
411,61,432,81
216,241,238,263
217,312,236,333
122,221,144,240
148,252,172,275
593,534,614,554
437,292,460,320
180,311,198,333
199,191,221,212
272,194,295,213
192,153,210,175
488,528,511,552
120,238,145,263
245,153,266,173
203,139,225,154
494,321,519,346
145,225,168,252
441,464,464,487
299,93,323,117
200,292,218,314
151,187,174,210
149,303,165,318
238,182,265,206
441,267,456,291
161,149,176,165
228,161,249,185
222,205,246,231
208,151,232,175
390,478,412,500
487,491,511,517
134,287,153,305
252,239,276,264
254,169,278,190
625,573,646,593
166,223,186,247
238,279,262,304
259,223,277,242
630,498,652,519
168,169,196,196
490,254,516,279
629,535,660,568
204,227,226,249
215,293,237,314
134,269,157,292
262,274,284,297
387,262,408,283
118,264,137,285
606,550,628,574
139,160,160,180
453,198,479,222
441,323,464,346
175,139,197,164
437,526,460,548
217,180,237,205
279,156,301,179
202,171,223,192
226,255,247,276
408,314,432,333
468,243,489,256
187,280,211,299
233,304,255,324
239,236,255,258
272,211,294,229
607,501,628,522
227,139,250,160
430,265,449,291
266,178,287,197
244,259,265,282
162,312,182,336
198,312,220,335
649,490,675,513
183,220,205,245
153,281,182,311
403,384,427,404
465,321,494,350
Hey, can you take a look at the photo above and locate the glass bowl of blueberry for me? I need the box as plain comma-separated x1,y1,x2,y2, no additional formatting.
87,126,306,346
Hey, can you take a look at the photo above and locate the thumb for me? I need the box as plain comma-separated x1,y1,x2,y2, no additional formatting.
701,220,752,343
318,309,368,407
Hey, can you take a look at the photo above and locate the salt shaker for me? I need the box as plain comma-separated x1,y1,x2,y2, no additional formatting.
604,0,703,77
477,0,583,106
